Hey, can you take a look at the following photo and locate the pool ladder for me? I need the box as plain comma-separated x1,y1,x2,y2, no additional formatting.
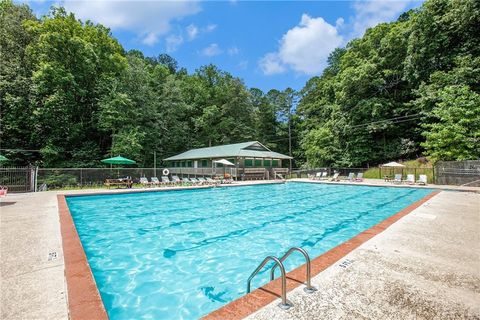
246,247,317,310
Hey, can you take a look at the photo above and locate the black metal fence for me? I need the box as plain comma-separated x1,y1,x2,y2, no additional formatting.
1,162,478,192
36,168,160,189
287,167,435,183
0,166,37,192
435,160,480,186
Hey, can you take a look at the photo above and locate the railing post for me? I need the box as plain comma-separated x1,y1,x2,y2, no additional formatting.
270,247,317,294
247,256,292,309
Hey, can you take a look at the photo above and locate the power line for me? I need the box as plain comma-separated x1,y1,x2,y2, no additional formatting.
259,113,424,145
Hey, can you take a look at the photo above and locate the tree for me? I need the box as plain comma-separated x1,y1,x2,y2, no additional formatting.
0,0,37,164
25,7,126,166
421,85,480,161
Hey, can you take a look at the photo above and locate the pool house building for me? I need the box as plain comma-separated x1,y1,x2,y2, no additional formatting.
163,141,292,180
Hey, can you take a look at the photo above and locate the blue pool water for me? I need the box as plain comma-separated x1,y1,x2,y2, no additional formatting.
66,182,433,319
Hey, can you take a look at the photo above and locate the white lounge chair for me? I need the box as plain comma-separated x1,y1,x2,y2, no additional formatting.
393,174,402,184
139,177,150,187
190,178,201,185
417,175,427,185
197,177,208,185
355,172,364,182
314,172,322,180
160,176,171,185
345,172,355,181
206,177,219,185
171,175,182,185
406,174,415,185
150,177,161,186
329,173,340,181
181,177,191,185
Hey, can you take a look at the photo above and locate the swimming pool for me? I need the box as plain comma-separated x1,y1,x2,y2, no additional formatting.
66,182,433,319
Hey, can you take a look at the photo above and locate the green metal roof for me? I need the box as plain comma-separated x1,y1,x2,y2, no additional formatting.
164,141,292,161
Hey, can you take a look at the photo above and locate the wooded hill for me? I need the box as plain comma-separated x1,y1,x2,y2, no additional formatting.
0,0,479,168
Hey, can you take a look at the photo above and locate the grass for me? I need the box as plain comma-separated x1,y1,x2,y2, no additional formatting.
363,159,434,182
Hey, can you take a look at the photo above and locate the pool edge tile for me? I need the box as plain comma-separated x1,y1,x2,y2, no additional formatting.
58,195,109,320
201,190,440,320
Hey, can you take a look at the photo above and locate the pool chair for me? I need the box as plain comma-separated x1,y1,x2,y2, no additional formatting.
355,172,364,182
150,177,161,186
406,174,415,185
161,176,172,186
329,173,340,181
393,174,403,184
0,186,7,197
139,177,151,187
221,176,233,184
171,175,182,185
181,177,191,185
315,172,327,180
197,177,208,185
206,177,220,186
345,172,355,181
190,178,201,185
417,174,428,185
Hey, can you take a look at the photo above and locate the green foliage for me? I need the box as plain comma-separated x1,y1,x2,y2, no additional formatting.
421,85,480,161
40,172,77,188
0,1,294,167
298,0,480,167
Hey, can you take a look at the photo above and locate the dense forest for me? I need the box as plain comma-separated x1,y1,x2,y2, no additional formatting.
0,0,479,168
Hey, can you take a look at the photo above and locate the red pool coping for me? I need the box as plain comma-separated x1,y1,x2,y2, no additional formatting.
58,195,108,320
58,190,439,320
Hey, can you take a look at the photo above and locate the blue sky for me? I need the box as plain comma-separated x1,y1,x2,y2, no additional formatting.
24,0,423,92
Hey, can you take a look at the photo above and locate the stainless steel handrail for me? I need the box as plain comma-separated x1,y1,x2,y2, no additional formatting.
270,247,317,293
247,256,292,309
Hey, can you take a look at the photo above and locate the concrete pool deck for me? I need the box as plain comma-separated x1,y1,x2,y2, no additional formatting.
245,190,480,319
0,181,479,319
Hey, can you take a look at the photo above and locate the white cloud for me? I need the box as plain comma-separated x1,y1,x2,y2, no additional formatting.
166,35,184,52
200,43,222,57
142,32,158,46
186,23,216,41
238,60,248,70
61,0,201,44
259,14,343,75
228,46,239,56
350,0,414,37
186,24,199,40
259,52,286,75
204,24,217,33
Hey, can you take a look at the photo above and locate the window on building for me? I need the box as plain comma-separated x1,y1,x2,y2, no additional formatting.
272,159,279,167
187,160,192,167
264,159,271,167
201,159,208,167
254,159,262,167
245,158,253,167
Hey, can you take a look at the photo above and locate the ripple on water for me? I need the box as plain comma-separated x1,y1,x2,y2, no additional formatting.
67,183,433,319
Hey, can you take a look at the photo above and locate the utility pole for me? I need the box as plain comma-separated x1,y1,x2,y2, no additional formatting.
154,150,157,177
286,88,296,172
288,113,292,171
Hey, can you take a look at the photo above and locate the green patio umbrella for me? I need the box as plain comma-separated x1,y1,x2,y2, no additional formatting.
101,155,136,178
101,155,136,165
0,154,8,162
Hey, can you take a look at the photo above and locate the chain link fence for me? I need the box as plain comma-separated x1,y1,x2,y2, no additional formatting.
287,167,435,183
435,160,480,186
1,162,478,191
